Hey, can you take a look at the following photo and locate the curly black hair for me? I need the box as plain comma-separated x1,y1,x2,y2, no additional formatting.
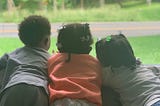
18,15,51,46
57,23,93,54
96,34,136,68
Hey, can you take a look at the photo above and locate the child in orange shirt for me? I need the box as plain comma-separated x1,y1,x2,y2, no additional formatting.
48,23,102,106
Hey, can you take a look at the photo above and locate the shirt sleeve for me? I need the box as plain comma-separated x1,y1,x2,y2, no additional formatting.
147,65,160,78
101,86,122,106
0,54,8,70
0,54,8,89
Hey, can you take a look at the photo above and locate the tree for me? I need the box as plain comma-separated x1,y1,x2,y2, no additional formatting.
116,0,123,8
61,0,65,10
100,0,105,7
146,0,152,5
80,0,84,9
53,0,57,11
0,0,1,10
40,0,49,10
7,0,15,11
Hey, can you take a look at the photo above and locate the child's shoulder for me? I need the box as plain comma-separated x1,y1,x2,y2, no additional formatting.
76,54,98,61
48,53,64,62
141,64,160,76
6,47,23,56
48,53,98,63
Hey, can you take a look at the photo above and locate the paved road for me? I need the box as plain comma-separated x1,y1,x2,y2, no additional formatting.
0,22,160,37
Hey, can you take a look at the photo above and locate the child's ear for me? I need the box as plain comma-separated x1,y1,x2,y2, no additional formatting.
44,36,51,50
44,37,49,44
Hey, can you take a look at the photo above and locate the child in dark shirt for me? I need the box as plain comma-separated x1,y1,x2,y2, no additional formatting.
96,34,160,106
0,15,51,106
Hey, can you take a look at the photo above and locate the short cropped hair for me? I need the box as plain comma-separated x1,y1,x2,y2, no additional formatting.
96,34,136,68
57,23,93,54
18,15,51,46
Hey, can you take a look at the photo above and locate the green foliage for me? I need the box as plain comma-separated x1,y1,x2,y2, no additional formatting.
15,0,42,11
0,1,160,22
0,0,7,10
0,0,153,11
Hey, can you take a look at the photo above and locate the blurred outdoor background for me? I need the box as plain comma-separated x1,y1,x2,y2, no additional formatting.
0,0,160,64
0,0,160,22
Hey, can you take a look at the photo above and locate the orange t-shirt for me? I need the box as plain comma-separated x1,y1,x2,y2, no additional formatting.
48,53,102,106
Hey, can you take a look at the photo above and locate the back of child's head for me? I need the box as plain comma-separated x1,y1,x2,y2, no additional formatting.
57,23,93,54
18,15,51,47
96,34,136,68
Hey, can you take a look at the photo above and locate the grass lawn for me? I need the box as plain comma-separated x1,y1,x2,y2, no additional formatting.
0,35,160,64
128,35,160,64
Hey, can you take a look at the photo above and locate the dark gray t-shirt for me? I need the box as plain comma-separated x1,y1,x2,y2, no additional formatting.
102,65,160,106
0,46,50,94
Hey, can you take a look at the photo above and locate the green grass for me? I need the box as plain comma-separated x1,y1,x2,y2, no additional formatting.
0,2,160,22
0,35,160,64
0,37,57,55
128,35,160,64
